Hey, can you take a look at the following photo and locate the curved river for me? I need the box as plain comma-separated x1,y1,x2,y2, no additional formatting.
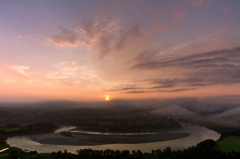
7,126,220,153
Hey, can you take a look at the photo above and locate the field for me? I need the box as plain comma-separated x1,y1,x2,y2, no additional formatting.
216,136,240,153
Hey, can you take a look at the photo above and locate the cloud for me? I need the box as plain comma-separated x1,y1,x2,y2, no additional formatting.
149,23,165,33
48,26,80,47
190,0,205,7
133,47,240,88
150,97,240,126
173,10,185,19
151,79,178,88
109,84,143,91
75,15,142,57
45,61,103,86
57,61,79,74
10,65,31,79
133,47,240,69
126,88,195,94
46,61,80,79
108,80,195,94
172,0,209,23
131,50,159,63
47,14,143,57
210,25,228,39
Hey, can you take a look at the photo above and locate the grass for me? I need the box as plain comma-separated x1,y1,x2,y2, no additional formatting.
216,136,240,153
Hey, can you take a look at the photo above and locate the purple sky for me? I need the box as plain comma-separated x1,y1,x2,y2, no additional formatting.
0,0,240,101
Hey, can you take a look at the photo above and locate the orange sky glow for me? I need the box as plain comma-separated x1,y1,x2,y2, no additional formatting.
0,0,240,102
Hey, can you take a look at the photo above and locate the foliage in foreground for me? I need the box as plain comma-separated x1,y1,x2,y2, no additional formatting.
2,140,240,159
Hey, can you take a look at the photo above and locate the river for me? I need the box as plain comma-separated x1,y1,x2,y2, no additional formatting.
7,125,220,153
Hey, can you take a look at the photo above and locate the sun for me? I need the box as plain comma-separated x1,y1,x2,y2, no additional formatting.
105,95,110,101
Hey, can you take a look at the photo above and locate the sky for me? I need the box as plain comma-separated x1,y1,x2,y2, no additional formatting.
0,0,240,102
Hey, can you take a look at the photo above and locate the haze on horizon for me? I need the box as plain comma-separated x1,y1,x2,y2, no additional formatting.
0,0,240,102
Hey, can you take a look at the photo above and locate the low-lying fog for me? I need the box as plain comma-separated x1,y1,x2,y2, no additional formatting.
0,95,240,128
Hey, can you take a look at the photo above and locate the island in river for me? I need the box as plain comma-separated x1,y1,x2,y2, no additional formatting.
7,125,220,154
30,126,190,145
27,110,190,145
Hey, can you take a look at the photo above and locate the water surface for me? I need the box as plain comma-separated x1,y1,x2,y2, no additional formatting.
7,126,220,153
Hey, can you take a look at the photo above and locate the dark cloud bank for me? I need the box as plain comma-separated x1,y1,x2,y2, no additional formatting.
133,47,240,86
111,47,240,94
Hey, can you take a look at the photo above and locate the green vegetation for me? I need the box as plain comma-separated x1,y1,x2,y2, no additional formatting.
216,136,240,153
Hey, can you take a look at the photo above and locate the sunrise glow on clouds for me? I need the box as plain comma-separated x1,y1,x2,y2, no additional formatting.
0,0,240,101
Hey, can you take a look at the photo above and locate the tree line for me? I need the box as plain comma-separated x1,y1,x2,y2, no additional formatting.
5,140,240,159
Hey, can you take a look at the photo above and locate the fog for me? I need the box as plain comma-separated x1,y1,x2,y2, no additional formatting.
1,95,239,128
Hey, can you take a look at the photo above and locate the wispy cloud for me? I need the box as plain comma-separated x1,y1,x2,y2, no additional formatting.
10,65,31,79
126,88,195,94
134,47,240,69
210,25,228,39
133,47,240,87
149,23,165,33
45,61,104,88
109,84,143,91
171,0,209,23
189,0,205,7
46,61,80,79
108,80,196,94
48,26,80,47
75,15,142,57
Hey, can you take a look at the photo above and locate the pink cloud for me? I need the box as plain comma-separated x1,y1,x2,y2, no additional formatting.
48,26,80,47
210,25,228,39
171,0,208,23
174,10,185,19
10,65,31,79
75,15,142,58
171,10,186,23
190,0,205,7
46,61,80,79
149,23,165,33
